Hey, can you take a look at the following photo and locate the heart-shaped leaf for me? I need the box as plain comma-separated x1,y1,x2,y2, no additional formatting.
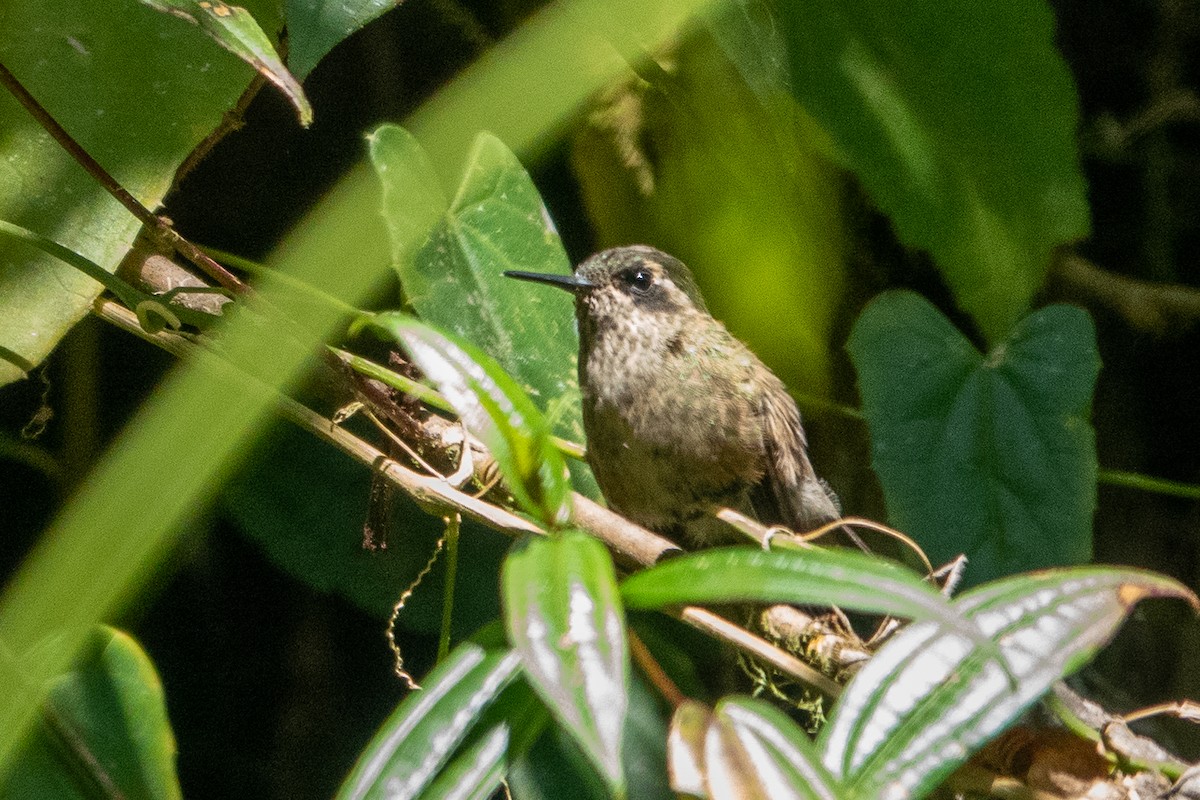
848,291,1100,585
369,125,599,499
818,567,1195,799
502,530,629,796
365,313,571,527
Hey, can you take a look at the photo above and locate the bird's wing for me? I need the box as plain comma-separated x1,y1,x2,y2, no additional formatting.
752,385,841,532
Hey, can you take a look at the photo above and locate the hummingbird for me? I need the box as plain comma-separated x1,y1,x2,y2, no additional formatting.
505,245,841,547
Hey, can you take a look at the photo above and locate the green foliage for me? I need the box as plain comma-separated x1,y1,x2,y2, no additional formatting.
364,313,573,527
818,568,1192,797
779,0,1090,342
848,291,1100,584
336,644,521,800
2,0,1192,798
0,0,255,385
621,546,968,630
502,531,629,797
285,0,402,80
1,627,181,799
139,0,312,125
369,125,600,498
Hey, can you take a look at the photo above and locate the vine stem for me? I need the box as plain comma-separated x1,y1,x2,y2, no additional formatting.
0,60,244,293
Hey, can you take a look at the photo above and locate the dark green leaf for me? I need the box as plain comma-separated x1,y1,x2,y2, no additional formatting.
337,644,521,800
285,0,401,80
369,126,599,498
621,546,958,627
847,291,1100,584
140,0,312,125
0,0,256,385
780,0,1089,340
502,531,629,796
0,627,181,800
818,568,1195,799
365,313,572,526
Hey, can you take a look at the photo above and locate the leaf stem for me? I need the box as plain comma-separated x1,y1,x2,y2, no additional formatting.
1099,468,1200,500
438,514,461,663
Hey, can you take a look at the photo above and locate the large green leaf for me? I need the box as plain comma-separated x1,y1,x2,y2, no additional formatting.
285,0,401,80
337,643,521,800
364,313,572,527
818,568,1194,799
369,125,599,498
140,0,311,125
502,531,629,797
1,627,181,799
780,0,1089,341
0,0,255,385
847,291,1099,585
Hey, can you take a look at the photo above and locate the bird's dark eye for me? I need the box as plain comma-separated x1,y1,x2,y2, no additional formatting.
624,268,653,293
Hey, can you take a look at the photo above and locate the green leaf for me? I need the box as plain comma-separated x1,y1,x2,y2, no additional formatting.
847,291,1100,584
1,627,181,800
369,126,600,499
285,0,401,80
337,644,521,800
780,0,1089,341
365,313,572,527
711,696,840,800
0,0,256,386
140,0,312,125
621,546,957,626
818,567,1195,799
417,724,509,800
502,531,629,797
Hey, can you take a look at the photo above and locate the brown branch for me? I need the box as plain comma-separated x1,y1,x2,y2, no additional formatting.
1051,251,1200,335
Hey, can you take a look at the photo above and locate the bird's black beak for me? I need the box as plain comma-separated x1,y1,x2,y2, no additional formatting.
504,270,594,293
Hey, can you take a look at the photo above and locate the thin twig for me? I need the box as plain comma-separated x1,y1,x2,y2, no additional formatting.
0,60,244,293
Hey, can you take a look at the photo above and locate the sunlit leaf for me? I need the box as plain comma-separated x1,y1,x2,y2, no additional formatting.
667,701,711,797
780,0,1089,341
285,0,401,80
0,0,256,385
502,530,629,796
0,627,181,799
711,696,839,800
370,126,600,498
621,546,958,628
819,568,1195,799
140,0,312,125
364,313,571,526
417,724,509,800
847,291,1100,585
337,644,521,800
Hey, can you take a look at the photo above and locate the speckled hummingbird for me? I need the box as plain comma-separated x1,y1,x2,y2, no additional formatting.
505,245,841,547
